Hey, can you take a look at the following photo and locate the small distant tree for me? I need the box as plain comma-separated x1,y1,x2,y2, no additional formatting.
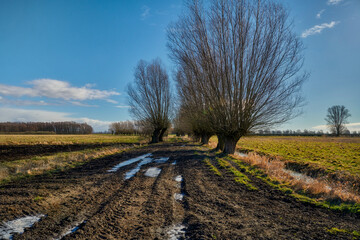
325,105,351,136
127,59,172,143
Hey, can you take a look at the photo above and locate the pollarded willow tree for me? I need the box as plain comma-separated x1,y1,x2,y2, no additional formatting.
168,0,308,154
127,59,172,143
176,66,214,144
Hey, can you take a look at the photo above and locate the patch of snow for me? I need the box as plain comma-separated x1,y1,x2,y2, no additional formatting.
174,175,183,182
144,167,161,177
172,161,177,165
107,153,152,172
0,215,45,240
167,224,186,240
174,193,184,201
124,157,152,180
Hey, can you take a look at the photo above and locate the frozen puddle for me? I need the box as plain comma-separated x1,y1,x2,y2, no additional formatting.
144,167,161,177
175,175,183,182
125,157,153,180
174,193,184,201
167,224,186,240
108,153,152,172
0,214,44,239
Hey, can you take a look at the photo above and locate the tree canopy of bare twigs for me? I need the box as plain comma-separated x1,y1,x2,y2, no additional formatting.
168,0,307,154
325,105,351,137
127,59,172,143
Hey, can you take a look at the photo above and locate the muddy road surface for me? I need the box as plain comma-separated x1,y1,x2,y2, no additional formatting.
0,143,359,239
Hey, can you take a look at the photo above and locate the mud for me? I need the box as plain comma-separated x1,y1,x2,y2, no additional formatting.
0,143,359,239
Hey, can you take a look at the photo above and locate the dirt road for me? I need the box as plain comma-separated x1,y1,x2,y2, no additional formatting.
0,143,359,239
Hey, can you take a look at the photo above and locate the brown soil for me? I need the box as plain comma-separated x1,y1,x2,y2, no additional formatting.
0,143,359,239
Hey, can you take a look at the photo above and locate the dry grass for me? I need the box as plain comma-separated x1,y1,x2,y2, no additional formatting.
0,134,144,145
234,152,360,203
0,145,135,184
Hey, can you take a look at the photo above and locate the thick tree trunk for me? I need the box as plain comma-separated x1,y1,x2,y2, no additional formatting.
151,128,161,143
201,133,211,145
223,135,241,154
159,128,167,142
216,134,225,151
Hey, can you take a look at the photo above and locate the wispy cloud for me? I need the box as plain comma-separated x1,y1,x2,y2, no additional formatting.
327,0,344,5
141,5,150,20
301,21,340,38
0,97,49,106
0,107,112,132
312,122,360,132
316,9,325,19
0,79,119,102
115,105,131,108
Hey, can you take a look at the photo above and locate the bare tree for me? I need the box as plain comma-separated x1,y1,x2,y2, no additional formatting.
127,59,172,143
168,0,307,154
325,105,351,136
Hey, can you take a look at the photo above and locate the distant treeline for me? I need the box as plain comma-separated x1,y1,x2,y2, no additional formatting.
254,129,360,137
0,122,93,134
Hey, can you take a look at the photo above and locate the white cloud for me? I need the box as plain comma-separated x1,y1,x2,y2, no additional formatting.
301,21,340,38
316,9,325,19
141,5,150,20
0,79,119,102
327,0,344,5
312,122,360,132
106,99,118,104
115,105,131,108
70,101,98,107
0,107,113,132
0,97,49,106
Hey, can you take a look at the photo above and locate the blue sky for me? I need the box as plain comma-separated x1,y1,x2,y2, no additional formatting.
0,0,359,132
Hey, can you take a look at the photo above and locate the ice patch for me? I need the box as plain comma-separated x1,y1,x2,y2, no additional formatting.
154,157,169,164
108,153,152,172
283,169,315,184
236,152,248,158
172,161,177,165
0,215,45,239
167,224,186,240
174,193,184,201
174,175,183,182
144,167,161,177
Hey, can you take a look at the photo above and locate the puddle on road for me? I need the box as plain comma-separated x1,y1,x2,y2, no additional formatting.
144,167,162,177
174,193,184,201
107,153,152,172
167,224,186,240
125,157,153,180
0,214,45,240
154,157,169,164
174,175,183,183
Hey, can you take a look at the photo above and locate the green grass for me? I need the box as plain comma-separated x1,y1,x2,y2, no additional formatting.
204,158,222,176
327,227,360,239
209,136,360,177
216,157,257,191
